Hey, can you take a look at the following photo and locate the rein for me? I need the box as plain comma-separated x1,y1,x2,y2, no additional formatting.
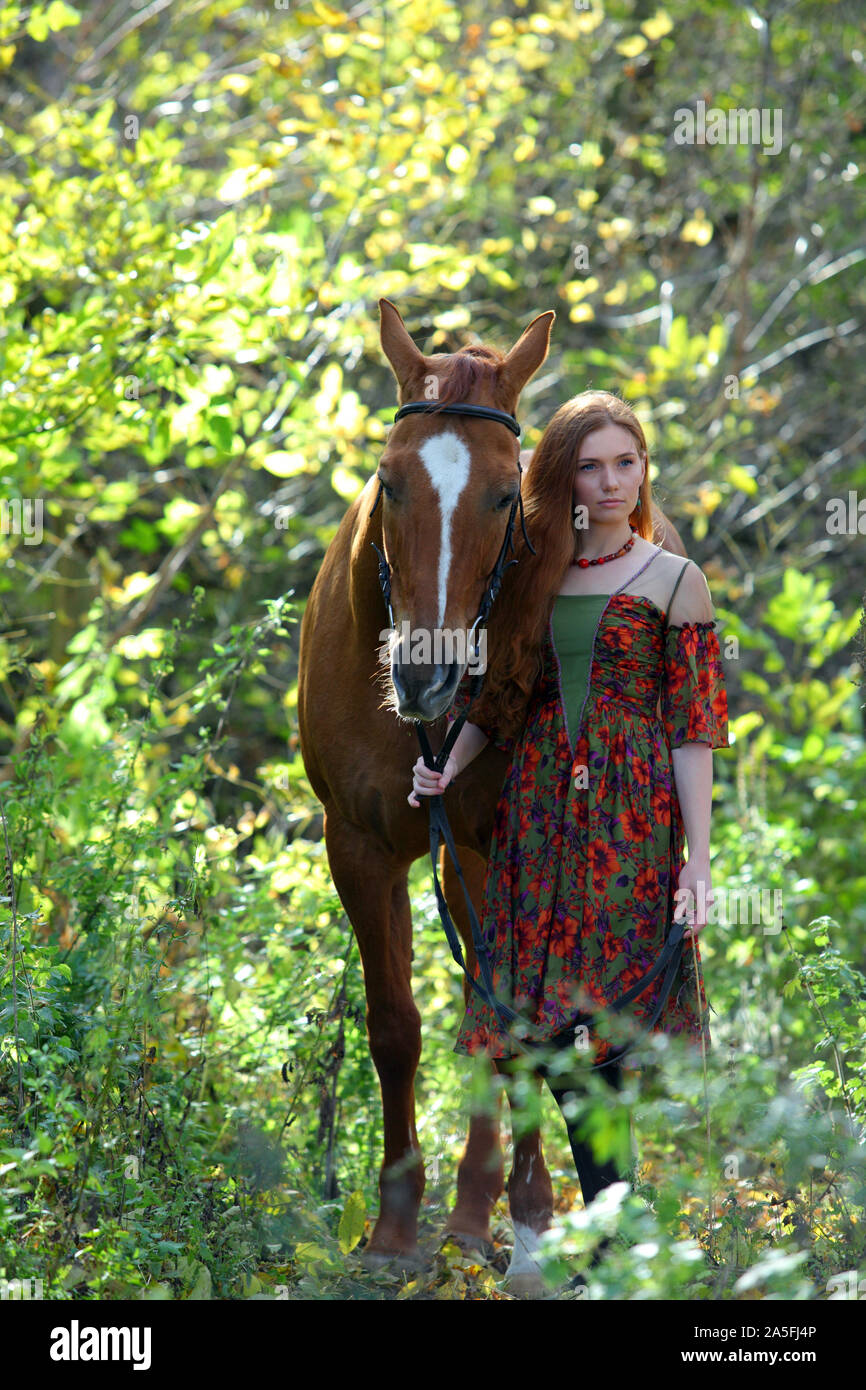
370,398,686,1069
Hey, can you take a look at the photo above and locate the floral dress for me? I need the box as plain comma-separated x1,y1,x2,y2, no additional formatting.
448,552,729,1067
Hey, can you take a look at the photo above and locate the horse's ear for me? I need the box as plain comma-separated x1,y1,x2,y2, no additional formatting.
379,298,426,389
500,310,556,398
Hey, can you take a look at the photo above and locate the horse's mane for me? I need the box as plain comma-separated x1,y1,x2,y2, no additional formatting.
423,343,506,408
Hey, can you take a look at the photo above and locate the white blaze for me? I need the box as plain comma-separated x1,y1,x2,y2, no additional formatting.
417,431,471,628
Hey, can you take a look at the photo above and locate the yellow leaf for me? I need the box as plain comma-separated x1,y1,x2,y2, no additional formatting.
312,0,347,22
322,33,351,56
598,217,634,240
681,210,714,245
220,74,252,95
446,143,470,172
415,62,444,94
440,266,471,290
616,35,648,57
115,630,166,660
575,10,604,35
331,467,365,499
697,483,723,512
216,164,275,204
641,10,674,41
408,243,445,270
514,135,536,162
262,451,306,477
204,825,240,855
563,277,598,303
113,572,156,603
392,104,421,128
727,464,758,495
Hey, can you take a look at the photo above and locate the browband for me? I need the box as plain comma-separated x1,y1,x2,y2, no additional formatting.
393,400,521,438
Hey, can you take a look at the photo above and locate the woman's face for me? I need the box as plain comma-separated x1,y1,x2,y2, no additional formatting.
572,423,646,522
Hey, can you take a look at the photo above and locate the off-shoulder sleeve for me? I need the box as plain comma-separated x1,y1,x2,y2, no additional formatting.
661,621,729,750
447,672,515,757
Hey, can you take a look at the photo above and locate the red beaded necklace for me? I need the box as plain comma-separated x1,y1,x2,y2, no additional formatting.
574,524,638,569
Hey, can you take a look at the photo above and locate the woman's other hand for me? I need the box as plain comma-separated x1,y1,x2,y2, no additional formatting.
408,755,457,807
673,856,714,944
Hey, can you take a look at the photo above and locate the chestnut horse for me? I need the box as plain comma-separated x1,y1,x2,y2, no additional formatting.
297,299,687,1279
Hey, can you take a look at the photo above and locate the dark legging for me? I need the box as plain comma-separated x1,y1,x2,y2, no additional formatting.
538,1049,627,1206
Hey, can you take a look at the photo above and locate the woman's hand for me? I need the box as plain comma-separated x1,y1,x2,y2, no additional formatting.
673,855,714,944
408,755,457,807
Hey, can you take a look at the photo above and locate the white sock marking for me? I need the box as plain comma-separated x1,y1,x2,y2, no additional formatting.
506,1219,545,1277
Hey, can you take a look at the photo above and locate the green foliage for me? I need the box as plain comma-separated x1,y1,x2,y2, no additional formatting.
0,0,863,1300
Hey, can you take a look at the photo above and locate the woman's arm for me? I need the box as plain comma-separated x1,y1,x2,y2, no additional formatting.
445,719,489,776
666,561,721,939
671,744,716,943
671,743,713,860
408,720,489,807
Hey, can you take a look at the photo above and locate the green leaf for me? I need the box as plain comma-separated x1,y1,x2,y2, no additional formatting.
337,1189,366,1254
205,412,234,452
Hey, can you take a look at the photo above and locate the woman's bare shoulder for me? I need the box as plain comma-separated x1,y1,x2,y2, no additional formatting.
666,559,715,625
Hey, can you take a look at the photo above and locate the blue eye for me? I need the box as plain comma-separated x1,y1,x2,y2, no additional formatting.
579,458,634,470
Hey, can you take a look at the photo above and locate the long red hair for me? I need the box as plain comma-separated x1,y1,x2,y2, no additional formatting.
468,391,663,744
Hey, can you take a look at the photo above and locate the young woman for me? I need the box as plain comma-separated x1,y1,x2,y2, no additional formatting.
408,391,729,1216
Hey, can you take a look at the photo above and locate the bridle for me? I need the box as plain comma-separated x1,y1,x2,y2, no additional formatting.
368,397,686,1069
368,400,534,660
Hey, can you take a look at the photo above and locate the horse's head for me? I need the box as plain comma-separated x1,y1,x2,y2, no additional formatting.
376,298,554,722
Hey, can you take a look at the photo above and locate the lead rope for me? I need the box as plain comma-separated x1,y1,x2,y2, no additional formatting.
665,560,715,1252
690,929,715,1264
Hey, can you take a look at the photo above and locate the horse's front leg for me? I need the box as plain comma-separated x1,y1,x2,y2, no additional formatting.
324,809,424,1265
497,1063,555,1298
441,846,505,1251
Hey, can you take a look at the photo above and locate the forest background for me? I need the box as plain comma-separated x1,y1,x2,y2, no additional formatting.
0,0,864,1303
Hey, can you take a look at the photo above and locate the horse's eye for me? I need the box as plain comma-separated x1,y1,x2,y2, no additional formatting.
496,494,517,511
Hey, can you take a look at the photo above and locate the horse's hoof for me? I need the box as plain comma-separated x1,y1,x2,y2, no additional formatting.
445,1231,496,1264
361,1246,426,1274
504,1269,550,1300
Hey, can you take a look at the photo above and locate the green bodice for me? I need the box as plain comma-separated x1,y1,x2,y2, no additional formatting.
551,593,610,739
